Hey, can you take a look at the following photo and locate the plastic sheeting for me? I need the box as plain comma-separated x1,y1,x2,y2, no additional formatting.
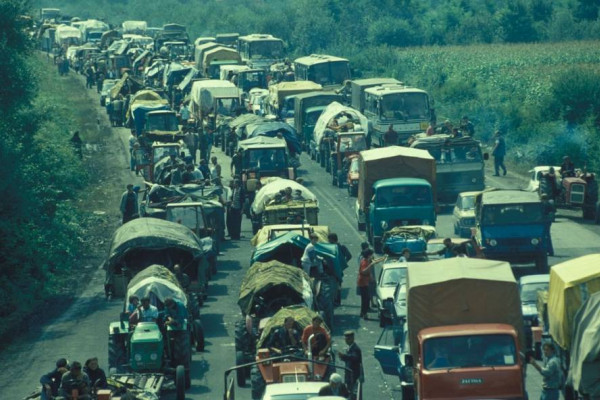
246,121,301,155
251,178,317,215
568,291,600,397
251,224,330,247
238,260,313,316
547,254,600,350
257,305,326,348
313,102,368,146
189,80,238,115
126,265,187,310
407,258,525,357
105,218,204,273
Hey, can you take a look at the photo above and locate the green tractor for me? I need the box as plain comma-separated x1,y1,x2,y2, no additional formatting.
108,265,204,400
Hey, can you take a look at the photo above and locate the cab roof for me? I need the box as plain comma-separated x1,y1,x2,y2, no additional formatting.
480,190,540,205
373,177,431,188
294,54,349,65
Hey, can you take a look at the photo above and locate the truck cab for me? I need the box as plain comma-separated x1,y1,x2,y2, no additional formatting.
475,190,551,273
367,178,435,253
330,132,367,187
238,136,294,183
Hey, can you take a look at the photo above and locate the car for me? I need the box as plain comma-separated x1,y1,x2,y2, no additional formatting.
376,261,408,327
452,191,480,238
526,166,562,192
518,274,549,358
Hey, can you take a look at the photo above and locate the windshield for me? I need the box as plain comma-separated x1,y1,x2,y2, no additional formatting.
102,81,116,92
244,148,287,170
166,207,205,230
376,185,432,207
424,334,517,370
249,40,283,59
146,114,179,132
380,267,407,287
240,71,266,91
381,92,429,120
153,146,180,163
459,195,476,210
215,98,240,116
521,282,548,303
307,61,350,86
305,110,323,126
482,203,543,225
339,135,367,152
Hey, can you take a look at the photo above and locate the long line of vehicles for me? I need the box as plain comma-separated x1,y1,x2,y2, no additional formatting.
28,7,600,400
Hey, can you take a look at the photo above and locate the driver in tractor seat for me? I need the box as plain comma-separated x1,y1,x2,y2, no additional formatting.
301,315,331,359
268,316,301,355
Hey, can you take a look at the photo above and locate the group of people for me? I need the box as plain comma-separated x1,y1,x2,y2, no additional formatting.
40,357,107,400
265,314,363,398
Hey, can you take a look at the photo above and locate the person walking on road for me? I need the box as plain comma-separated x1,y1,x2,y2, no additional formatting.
301,233,321,277
529,343,563,400
228,179,243,240
338,330,363,397
384,124,398,146
328,232,351,306
492,130,507,176
231,148,243,177
357,249,379,319
120,184,139,224
210,156,222,181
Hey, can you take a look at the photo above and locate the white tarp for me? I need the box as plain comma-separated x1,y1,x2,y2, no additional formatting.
251,178,317,214
313,101,368,146
122,20,147,34
189,80,238,115
55,25,81,44
126,276,187,310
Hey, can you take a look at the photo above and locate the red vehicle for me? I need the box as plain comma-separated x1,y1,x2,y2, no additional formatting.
346,154,360,196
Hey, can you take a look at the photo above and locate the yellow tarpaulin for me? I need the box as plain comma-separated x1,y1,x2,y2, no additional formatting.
548,254,600,350
250,225,330,247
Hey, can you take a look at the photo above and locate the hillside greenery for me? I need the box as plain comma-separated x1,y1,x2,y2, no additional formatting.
0,0,89,345
38,0,600,170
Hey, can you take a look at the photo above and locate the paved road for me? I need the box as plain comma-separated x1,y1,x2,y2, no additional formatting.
2,78,600,399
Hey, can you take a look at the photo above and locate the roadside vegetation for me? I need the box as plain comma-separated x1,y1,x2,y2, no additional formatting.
0,0,107,347
42,0,600,169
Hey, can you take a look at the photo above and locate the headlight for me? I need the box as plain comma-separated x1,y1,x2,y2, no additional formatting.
352,180,358,185
531,238,540,245
150,353,158,360
472,178,477,183
523,319,532,326
381,221,388,229
134,354,142,361
489,239,497,246
423,219,430,225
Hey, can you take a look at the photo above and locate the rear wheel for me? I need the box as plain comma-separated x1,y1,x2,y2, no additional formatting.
193,319,205,352
172,330,192,371
535,253,549,274
401,384,415,400
337,173,344,188
236,351,247,387
175,365,185,400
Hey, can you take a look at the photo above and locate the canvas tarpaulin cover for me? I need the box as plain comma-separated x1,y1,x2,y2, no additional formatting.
568,291,600,397
237,260,313,315
407,257,525,356
547,254,600,350
126,264,187,310
105,217,204,273
251,224,330,247
251,178,317,215
257,305,327,348
313,102,368,146
246,121,302,155
382,225,437,243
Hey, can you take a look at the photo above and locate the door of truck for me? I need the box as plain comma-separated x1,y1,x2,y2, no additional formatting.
373,325,403,376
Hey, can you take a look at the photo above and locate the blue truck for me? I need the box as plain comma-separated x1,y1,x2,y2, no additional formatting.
475,189,552,273
355,146,437,253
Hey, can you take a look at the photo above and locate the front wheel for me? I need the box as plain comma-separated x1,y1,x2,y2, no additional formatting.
535,253,549,274
175,365,185,400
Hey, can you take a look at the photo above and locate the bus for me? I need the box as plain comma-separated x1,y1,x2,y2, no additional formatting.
293,54,350,88
237,34,284,70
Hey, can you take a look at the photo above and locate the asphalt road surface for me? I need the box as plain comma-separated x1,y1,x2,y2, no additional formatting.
2,82,600,399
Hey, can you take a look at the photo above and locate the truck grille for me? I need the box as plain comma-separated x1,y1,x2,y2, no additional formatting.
499,238,531,246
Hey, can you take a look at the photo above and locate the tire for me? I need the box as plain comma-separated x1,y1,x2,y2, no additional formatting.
535,253,549,274
534,342,542,360
188,293,200,320
251,365,266,400
401,384,415,400
337,173,344,188
351,185,358,197
374,237,383,254
193,319,205,352
331,173,336,186
108,334,127,373
379,314,390,328
236,350,247,387
325,158,331,173
358,221,365,232
319,152,325,167
175,365,185,400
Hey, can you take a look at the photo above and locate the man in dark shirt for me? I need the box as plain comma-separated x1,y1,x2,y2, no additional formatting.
268,316,301,354
460,116,475,136
560,156,575,178
40,358,69,400
384,124,398,146
338,330,363,394
119,184,139,224
230,148,243,177
427,238,458,258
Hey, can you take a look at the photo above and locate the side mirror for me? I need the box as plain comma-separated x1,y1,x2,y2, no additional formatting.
483,152,489,161
403,353,414,367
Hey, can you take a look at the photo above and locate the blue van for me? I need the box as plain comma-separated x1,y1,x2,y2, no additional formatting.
475,190,551,273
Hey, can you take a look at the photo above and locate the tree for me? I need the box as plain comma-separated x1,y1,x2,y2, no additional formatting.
496,1,538,43
574,0,600,22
